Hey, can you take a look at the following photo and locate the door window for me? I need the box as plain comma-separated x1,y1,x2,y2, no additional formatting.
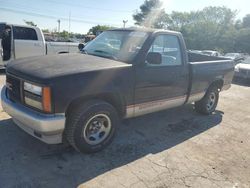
13,26,38,40
147,35,182,66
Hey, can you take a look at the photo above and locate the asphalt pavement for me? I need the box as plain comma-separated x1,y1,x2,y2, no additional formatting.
0,74,249,188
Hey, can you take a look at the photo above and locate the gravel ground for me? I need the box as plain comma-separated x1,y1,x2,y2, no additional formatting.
0,73,249,188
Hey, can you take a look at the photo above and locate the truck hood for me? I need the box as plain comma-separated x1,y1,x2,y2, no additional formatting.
6,53,131,82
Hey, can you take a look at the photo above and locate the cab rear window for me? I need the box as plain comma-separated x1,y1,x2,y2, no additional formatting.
13,26,38,40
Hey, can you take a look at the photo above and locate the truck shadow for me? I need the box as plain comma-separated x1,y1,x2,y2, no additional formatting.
0,104,223,187
0,67,6,75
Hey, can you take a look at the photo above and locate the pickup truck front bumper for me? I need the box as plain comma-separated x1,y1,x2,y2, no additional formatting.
1,86,65,144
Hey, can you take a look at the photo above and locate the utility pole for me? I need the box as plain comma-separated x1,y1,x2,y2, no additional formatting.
68,11,71,37
123,20,128,28
57,19,61,33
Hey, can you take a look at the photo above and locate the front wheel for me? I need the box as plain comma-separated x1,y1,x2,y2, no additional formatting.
194,87,219,115
65,100,119,153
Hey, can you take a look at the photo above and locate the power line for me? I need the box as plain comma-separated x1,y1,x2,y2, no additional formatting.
44,0,134,13
3,0,134,13
0,7,122,26
3,1,132,19
0,1,132,24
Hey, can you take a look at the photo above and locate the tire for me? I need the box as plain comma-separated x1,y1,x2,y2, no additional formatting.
64,100,119,153
194,87,219,115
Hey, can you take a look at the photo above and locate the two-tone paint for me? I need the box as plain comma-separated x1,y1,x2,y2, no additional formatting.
5,28,234,120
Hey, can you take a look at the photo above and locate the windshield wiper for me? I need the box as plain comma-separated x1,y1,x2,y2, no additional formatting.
94,50,111,54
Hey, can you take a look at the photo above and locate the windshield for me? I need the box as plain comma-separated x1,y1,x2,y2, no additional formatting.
84,30,148,63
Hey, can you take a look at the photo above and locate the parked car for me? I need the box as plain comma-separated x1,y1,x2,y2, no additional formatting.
188,50,203,54
225,53,245,64
0,23,79,66
202,50,222,57
234,56,250,80
225,53,241,60
1,28,234,153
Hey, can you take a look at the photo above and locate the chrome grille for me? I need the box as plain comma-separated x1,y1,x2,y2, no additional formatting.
6,74,22,103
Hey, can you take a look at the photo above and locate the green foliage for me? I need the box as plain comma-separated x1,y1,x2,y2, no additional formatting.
42,29,49,33
88,25,113,35
57,30,70,38
169,7,238,52
24,20,37,27
133,0,250,53
133,0,169,28
235,28,250,53
134,2,248,53
242,14,250,28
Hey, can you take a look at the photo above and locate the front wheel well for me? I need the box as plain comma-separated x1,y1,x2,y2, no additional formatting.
65,94,125,118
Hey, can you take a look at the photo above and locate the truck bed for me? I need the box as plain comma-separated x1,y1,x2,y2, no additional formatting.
187,52,234,102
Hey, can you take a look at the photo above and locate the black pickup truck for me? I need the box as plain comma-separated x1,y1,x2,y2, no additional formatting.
1,28,234,153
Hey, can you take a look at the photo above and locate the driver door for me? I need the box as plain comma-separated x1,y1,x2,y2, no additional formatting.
132,34,189,116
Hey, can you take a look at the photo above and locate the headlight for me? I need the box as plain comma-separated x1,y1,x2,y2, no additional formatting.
23,82,52,113
24,82,42,95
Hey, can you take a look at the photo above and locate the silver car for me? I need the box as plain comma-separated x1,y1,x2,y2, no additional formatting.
234,56,250,79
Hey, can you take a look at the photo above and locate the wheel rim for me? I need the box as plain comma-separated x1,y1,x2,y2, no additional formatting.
206,92,216,111
83,114,112,145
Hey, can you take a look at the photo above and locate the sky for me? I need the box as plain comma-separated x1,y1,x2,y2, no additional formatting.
0,0,249,34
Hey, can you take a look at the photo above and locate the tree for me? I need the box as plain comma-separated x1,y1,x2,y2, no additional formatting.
88,25,113,35
133,0,169,28
42,29,49,33
24,20,37,27
58,30,70,38
168,11,191,30
235,28,250,53
234,19,242,30
166,7,237,52
242,14,250,28
131,5,250,53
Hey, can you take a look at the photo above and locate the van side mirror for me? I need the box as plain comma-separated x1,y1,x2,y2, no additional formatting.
146,52,162,65
78,43,85,51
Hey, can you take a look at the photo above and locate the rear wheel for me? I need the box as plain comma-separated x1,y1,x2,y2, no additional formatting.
195,87,219,115
65,100,119,153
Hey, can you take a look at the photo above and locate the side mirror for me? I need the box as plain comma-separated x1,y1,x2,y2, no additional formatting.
146,52,162,65
78,43,85,51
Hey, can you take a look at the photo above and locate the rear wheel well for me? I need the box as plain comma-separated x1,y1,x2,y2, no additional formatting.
65,94,125,118
209,79,224,91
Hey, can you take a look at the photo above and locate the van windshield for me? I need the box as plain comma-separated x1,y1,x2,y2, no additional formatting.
84,30,148,63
